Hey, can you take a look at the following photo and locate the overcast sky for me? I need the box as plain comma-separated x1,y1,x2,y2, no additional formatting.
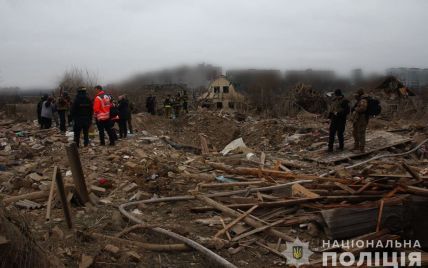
1,0,427,88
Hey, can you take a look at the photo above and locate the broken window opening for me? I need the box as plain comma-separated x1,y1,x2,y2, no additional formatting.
216,102,223,109
214,87,220,93
223,86,229,93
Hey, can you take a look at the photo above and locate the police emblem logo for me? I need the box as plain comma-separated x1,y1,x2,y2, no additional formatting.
282,237,313,267
293,246,303,260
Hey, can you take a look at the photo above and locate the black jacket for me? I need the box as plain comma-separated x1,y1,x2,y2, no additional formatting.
118,99,129,120
71,91,93,120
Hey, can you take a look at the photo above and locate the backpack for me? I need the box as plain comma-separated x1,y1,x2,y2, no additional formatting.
364,97,381,117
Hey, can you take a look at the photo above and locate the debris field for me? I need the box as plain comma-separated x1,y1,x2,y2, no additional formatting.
1,109,428,267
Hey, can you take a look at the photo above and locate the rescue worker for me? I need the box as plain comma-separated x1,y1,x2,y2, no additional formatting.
351,89,369,153
182,90,189,113
57,91,71,132
37,94,48,129
118,95,129,139
71,87,93,147
93,85,116,146
164,95,172,118
40,96,55,129
327,89,350,152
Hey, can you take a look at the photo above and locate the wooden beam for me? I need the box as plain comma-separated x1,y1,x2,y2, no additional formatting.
402,163,422,182
232,219,284,241
3,191,49,205
214,205,258,239
334,182,356,194
45,168,57,222
199,134,209,155
54,166,72,229
195,195,294,242
292,183,320,198
198,181,265,189
65,143,89,204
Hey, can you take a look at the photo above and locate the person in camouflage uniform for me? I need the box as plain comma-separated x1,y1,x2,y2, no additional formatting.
327,89,350,152
351,89,369,153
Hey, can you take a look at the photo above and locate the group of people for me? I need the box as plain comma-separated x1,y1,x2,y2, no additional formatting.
37,92,72,131
327,89,372,153
36,85,134,147
162,91,188,119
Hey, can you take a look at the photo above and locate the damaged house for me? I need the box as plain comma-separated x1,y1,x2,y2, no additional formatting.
199,75,246,111
370,76,421,117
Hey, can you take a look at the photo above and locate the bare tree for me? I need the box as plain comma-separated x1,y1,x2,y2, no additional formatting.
57,67,98,96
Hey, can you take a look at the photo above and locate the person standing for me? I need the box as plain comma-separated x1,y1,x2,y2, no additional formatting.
57,91,71,132
127,97,135,134
118,95,129,139
327,89,350,152
40,96,55,129
182,90,189,113
146,94,156,115
37,95,48,129
93,85,116,146
164,95,172,118
351,89,369,153
71,87,93,147
172,92,181,119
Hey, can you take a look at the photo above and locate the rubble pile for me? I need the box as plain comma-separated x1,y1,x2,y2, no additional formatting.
134,111,240,150
1,110,428,267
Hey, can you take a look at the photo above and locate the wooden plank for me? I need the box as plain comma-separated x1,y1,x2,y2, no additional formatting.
260,152,266,168
232,219,284,241
292,183,320,198
65,143,90,204
45,171,57,222
3,191,49,205
54,166,73,229
334,182,356,194
402,163,422,182
198,181,265,189
191,195,384,212
405,185,428,196
90,185,106,193
376,199,385,232
219,217,231,241
369,174,428,179
195,195,294,242
214,205,258,238
199,134,209,155
321,203,403,239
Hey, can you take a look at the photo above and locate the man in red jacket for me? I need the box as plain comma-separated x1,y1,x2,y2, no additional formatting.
93,85,116,146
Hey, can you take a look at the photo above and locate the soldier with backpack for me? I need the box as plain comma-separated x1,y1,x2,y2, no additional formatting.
351,89,381,153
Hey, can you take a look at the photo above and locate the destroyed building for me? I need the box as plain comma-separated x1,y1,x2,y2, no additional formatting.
365,76,423,118
199,75,246,111
2,82,428,267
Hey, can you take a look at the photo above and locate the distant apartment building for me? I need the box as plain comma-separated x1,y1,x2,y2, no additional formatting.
386,67,428,89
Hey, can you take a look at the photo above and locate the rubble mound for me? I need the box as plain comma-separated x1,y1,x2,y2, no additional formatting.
134,111,240,150
240,119,295,151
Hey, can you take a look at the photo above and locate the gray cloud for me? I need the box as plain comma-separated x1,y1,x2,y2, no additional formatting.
0,0,427,88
